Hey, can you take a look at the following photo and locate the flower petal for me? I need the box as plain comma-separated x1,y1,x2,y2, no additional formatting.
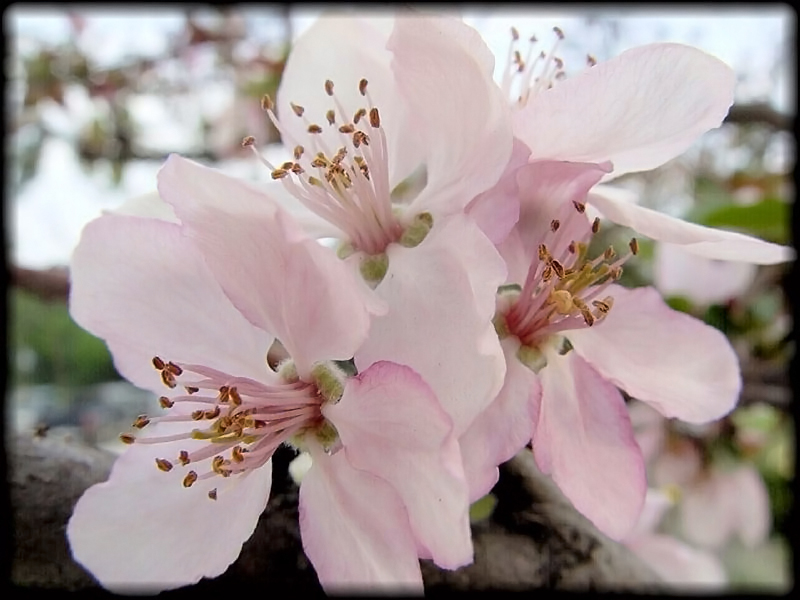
390,14,513,215
730,466,771,547
514,43,735,178
299,447,423,593
353,212,507,435
324,361,472,570
157,155,384,379
680,471,736,548
536,347,647,540
67,420,272,593
588,188,795,264
626,534,728,589
459,336,540,501
106,190,179,222
567,285,741,423
70,213,272,392
465,138,530,245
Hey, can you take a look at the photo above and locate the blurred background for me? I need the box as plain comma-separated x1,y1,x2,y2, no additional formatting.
5,5,794,592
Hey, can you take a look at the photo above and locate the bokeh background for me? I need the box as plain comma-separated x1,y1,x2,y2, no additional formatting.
5,5,794,591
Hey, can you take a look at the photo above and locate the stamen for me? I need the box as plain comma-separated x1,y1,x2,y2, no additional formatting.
183,471,198,488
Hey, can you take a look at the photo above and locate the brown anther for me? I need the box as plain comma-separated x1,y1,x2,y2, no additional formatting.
218,386,230,403
326,109,336,125
293,145,304,160
542,265,554,282
587,54,597,67
629,238,639,256
572,297,588,310
280,161,295,170
229,387,242,407
338,124,355,134
208,488,218,501
550,219,560,232
261,94,274,111
568,241,576,254
185,386,199,395
119,433,135,445
291,163,304,175
253,420,268,429
611,266,623,280
161,370,177,389
271,168,289,180
212,456,225,473
353,131,369,147
592,299,612,314
332,147,347,164
592,217,600,234
241,135,256,147
550,259,565,279
308,176,322,186
217,416,233,432
572,201,586,213
152,356,166,371
538,244,551,261
603,246,617,261
553,26,565,40
511,26,519,41
183,471,198,488
581,309,595,326
353,108,367,124
159,396,174,409
554,57,564,69
155,458,173,472
178,450,190,466
311,157,328,168
290,102,305,117
232,446,245,463
205,406,221,420
307,124,323,134
369,107,380,128
324,79,334,96
166,362,182,376
132,415,150,429
358,78,368,96
191,410,205,421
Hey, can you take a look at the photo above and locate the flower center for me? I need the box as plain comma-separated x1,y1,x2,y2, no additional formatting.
502,26,596,108
121,356,345,500
495,200,638,370
249,78,406,257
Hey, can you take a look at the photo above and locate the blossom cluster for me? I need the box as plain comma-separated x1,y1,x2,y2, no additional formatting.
66,12,792,594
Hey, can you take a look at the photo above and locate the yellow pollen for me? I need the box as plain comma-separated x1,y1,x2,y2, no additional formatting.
161,371,176,389
183,471,198,488
155,458,173,472
549,289,574,314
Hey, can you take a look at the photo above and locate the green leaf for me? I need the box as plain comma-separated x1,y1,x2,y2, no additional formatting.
695,199,790,244
469,493,497,523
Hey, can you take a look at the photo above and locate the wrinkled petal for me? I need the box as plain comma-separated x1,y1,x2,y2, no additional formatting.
67,420,272,593
354,213,507,434
391,15,513,215
626,534,728,589
568,285,741,423
299,447,422,593
70,214,272,392
325,361,472,570
514,43,735,179
589,188,795,264
654,242,759,305
459,336,540,501
536,347,647,540
466,138,531,244
157,155,385,379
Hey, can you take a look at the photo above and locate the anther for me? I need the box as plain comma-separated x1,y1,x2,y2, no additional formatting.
324,79,334,96
353,108,367,124
185,386,199,395
587,55,597,67
592,298,613,314
369,107,380,128
155,458,173,472
241,135,256,147
229,387,242,407
208,489,217,501
358,78,368,96
281,161,295,170
307,124,323,134
290,102,305,117
160,371,176,389
192,410,205,421
271,168,289,180
205,406,221,420
629,238,639,255
338,124,355,134
550,219,560,232
152,356,166,371
511,26,519,41
183,471,198,488
573,201,586,213
592,217,600,233
604,246,617,260
326,109,336,125
166,362,182,376
159,396,174,409
178,450,190,466
261,94,274,111
119,433,135,445
611,266,623,280
568,241,576,254
553,26,565,40
550,259,565,279
293,145,304,160
232,446,245,463
132,415,150,429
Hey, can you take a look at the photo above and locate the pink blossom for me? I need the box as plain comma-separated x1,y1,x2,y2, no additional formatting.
460,159,742,540
66,156,472,593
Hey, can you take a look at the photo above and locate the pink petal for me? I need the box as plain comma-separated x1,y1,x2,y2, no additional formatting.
157,155,384,379
651,438,703,488
514,43,735,178
654,242,759,305
589,189,795,263
67,420,272,593
390,15,513,215
70,214,272,392
680,470,737,548
628,401,667,465
630,488,673,537
324,361,473,570
567,285,741,423
626,534,728,588
459,336,540,501
106,190,179,222
729,466,771,547
299,447,423,593
465,138,531,244
536,348,647,540
354,213,507,435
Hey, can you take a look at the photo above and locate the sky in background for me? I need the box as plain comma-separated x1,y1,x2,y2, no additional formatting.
7,6,795,268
